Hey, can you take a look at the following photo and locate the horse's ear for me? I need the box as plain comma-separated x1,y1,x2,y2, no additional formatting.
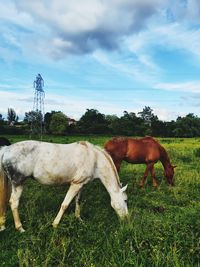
121,184,128,192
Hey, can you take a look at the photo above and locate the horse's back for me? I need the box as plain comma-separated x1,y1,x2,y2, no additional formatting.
2,140,98,185
105,137,161,164
2,141,42,184
126,137,161,163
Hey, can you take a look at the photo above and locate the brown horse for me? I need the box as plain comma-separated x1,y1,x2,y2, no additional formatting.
104,136,176,187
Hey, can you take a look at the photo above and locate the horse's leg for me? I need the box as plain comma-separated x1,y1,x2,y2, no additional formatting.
149,163,158,187
75,189,82,220
52,183,83,228
9,184,24,232
139,164,150,187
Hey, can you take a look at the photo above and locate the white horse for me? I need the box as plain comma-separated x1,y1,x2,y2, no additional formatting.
0,140,128,232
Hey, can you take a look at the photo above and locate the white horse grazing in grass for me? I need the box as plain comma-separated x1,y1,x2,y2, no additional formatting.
0,140,128,232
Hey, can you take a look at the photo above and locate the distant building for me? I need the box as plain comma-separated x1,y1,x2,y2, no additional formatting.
68,118,77,126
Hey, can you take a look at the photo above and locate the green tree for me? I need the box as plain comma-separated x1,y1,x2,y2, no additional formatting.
105,114,119,134
105,111,146,136
138,106,158,135
77,109,108,134
7,108,18,125
24,111,43,135
24,111,39,125
44,111,59,133
49,112,68,135
119,111,144,136
151,118,167,137
173,113,200,137
0,114,4,126
138,106,157,124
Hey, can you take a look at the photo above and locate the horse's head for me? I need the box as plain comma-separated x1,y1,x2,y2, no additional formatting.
164,165,176,186
111,184,128,219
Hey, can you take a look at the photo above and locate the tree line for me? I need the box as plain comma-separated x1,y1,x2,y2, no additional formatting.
1,106,200,137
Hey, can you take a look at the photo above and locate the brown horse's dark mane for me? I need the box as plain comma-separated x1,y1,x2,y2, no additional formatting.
148,137,171,167
158,145,171,165
111,137,127,143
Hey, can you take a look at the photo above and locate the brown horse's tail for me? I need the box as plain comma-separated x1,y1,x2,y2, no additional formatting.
0,148,10,230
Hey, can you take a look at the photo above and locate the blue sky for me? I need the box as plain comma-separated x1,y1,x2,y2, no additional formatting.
1,0,200,121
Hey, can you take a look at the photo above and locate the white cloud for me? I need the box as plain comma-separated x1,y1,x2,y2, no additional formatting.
154,81,200,93
0,0,33,28
127,21,200,63
0,87,188,122
0,89,129,120
1,0,163,58
153,107,181,121
1,0,200,123
92,50,160,84
168,0,200,23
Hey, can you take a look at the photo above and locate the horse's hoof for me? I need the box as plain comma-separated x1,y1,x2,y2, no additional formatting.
52,223,58,228
77,217,83,223
0,225,6,232
18,227,25,233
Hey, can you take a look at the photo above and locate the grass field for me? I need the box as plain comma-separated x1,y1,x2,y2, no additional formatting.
0,135,200,267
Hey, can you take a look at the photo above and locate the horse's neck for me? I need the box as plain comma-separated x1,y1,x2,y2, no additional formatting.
100,174,121,198
96,149,121,197
159,146,171,168
100,160,121,195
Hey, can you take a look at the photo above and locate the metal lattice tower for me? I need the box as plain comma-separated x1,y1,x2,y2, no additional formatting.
31,74,45,137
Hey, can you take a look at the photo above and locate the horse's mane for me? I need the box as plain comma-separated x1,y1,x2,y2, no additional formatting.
94,144,122,188
140,136,158,143
111,137,127,143
112,136,158,144
144,137,171,164
158,144,171,163
77,141,121,187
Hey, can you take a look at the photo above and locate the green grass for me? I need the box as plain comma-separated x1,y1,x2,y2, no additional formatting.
0,135,200,266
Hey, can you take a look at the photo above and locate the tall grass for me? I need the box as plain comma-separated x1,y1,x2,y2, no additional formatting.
0,136,200,266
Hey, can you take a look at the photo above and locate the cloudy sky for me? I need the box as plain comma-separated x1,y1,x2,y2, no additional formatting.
1,0,200,121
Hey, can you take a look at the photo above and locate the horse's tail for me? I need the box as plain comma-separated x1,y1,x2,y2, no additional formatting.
0,147,10,230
